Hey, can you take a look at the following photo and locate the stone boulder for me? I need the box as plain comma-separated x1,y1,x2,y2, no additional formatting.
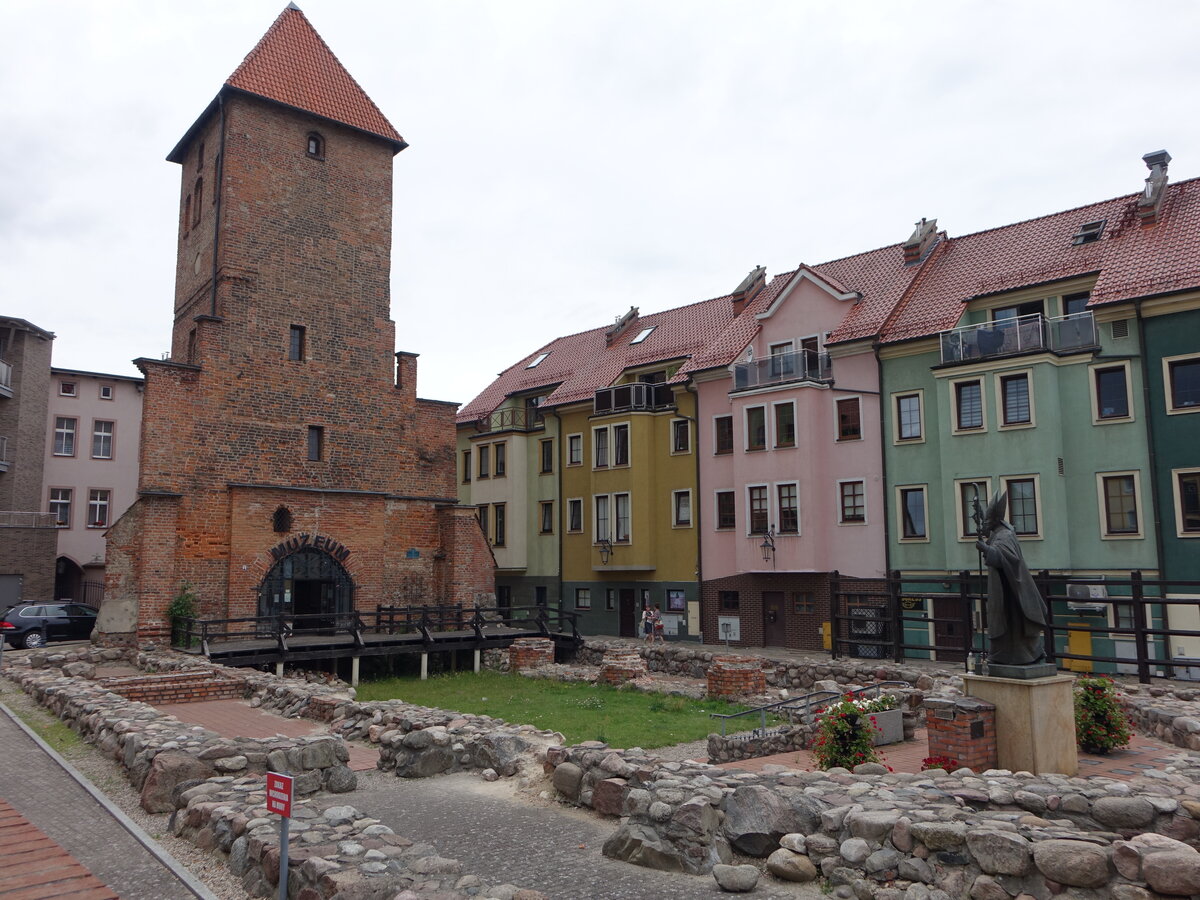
766,848,817,882
1031,839,1110,888
1142,849,1200,896
140,751,216,813
712,864,759,893
723,784,805,856
472,733,535,777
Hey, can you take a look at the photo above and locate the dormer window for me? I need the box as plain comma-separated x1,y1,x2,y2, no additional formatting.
1072,220,1105,245
526,352,550,369
630,326,656,344
306,133,325,159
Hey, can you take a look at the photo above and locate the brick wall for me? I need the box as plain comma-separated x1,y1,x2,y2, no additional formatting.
923,697,997,772
104,90,494,641
508,637,554,671
706,656,768,697
98,671,246,704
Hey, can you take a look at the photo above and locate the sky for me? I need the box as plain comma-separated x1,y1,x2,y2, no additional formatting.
5,1,1200,408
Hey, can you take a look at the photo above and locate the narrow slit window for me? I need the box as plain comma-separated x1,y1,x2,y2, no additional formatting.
307,133,325,159
307,426,324,461
289,325,306,361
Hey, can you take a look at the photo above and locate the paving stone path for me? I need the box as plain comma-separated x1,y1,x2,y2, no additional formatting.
345,768,826,899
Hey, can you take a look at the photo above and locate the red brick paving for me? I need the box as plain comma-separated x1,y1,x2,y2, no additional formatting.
0,799,119,899
156,698,378,770
715,728,1179,781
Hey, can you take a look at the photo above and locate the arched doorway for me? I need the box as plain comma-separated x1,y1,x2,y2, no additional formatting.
257,548,353,630
54,557,83,602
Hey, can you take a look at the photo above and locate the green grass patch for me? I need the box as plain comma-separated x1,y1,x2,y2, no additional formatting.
356,670,776,749
11,707,83,756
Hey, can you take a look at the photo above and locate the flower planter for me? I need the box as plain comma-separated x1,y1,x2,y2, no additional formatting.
870,708,904,746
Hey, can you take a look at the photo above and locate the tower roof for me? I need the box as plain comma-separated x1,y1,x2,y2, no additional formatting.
168,4,406,162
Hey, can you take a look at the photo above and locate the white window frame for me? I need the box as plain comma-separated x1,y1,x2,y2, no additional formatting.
896,484,930,543
91,420,114,460
835,394,864,442
612,422,631,467
59,381,76,397
1003,473,1043,540
670,418,691,455
837,478,867,526
1096,470,1144,540
575,588,591,610
1089,360,1134,425
593,426,609,468
539,501,554,534
606,589,616,611
951,376,987,434
53,417,77,457
892,390,925,444
995,368,1036,430
594,494,611,542
567,497,583,533
772,400,796,449
613,492,631,543
746,483,770,536
87,488,112,529
672,489,692,528
953,477,992,541
1173,467,1200,539
776,481,800,535
713,414,734,455
714,489,736,530
98,384,114,400
744,405,767,451
566,433,583,466
1163,352,1200,415
48,487,72,528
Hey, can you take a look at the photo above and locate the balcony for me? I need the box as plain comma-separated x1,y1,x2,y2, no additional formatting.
939,312,1097,364
0,511,57,528
732,349,831,392
474,407,545,434
594,382,674,414
0,359,11,398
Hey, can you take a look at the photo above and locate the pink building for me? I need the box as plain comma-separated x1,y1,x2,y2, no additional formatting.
42,368,143,604
687,264,897,649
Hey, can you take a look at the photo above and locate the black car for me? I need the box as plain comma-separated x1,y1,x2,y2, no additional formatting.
0,603,98,648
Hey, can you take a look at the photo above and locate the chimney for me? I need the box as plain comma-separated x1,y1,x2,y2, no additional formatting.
730,265,766,316
605,307,639,346
1138,149,1171,227
903,218,938,265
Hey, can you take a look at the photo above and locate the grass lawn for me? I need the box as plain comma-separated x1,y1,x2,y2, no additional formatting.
355,670,772,749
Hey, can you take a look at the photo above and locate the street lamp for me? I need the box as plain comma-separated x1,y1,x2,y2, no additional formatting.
759,528,776,565
598,539,613,565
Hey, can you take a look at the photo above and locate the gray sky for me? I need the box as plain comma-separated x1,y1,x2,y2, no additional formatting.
5,1,1200,407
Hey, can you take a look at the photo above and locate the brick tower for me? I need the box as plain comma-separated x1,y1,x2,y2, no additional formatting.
99,5,494,644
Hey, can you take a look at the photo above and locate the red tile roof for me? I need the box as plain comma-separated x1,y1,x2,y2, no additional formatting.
456,293,742,422
877,177,1200,344
225,5,404,148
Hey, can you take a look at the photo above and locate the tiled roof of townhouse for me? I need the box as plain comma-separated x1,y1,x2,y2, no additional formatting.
877,175,1200,345
170,4,405,161
456,292,742,423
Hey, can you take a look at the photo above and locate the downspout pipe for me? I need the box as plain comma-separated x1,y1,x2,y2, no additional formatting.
684,382,703,641
551,409,564,613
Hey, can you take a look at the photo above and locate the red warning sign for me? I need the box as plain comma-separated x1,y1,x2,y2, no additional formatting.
266,772,293,818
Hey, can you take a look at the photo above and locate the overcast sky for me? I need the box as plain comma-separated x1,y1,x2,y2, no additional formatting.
5,1,1200,407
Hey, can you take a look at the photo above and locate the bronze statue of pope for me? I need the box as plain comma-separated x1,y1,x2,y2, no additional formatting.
975,491,1049,666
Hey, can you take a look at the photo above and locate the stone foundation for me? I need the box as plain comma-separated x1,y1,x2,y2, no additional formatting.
706,656,767,697
508,637,554,671
597,647,649,685
98,670,246,704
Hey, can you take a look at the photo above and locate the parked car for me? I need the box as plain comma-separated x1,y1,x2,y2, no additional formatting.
0,603,98,648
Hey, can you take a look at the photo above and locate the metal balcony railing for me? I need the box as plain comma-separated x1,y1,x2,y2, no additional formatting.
940,311,1096,364
593,382,674,414
0,511,58,528
732,348,831,391
474,407,545,433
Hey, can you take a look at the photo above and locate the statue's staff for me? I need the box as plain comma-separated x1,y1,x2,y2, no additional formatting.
970,485,987,670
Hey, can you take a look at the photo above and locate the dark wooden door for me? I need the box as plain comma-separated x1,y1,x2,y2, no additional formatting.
763,591,787,647
619,589,637,637
933,597,966,662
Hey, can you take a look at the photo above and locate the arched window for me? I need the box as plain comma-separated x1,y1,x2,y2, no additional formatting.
272,506,293,533
306,132,324,159
183,194,192,232
192,178,203,226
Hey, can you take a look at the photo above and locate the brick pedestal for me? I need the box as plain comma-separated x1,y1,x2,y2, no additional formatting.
508,637,554,672
923,697,997,772
706,656,767,698
98,671,246,705
598,648,649,685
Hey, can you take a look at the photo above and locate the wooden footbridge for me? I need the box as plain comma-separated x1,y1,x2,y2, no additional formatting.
171,605,582,683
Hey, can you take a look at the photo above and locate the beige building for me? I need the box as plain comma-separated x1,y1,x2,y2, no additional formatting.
42,368,143,604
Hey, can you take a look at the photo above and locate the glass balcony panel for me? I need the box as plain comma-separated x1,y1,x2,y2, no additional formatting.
940,312,1094,363
730,349,831,391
